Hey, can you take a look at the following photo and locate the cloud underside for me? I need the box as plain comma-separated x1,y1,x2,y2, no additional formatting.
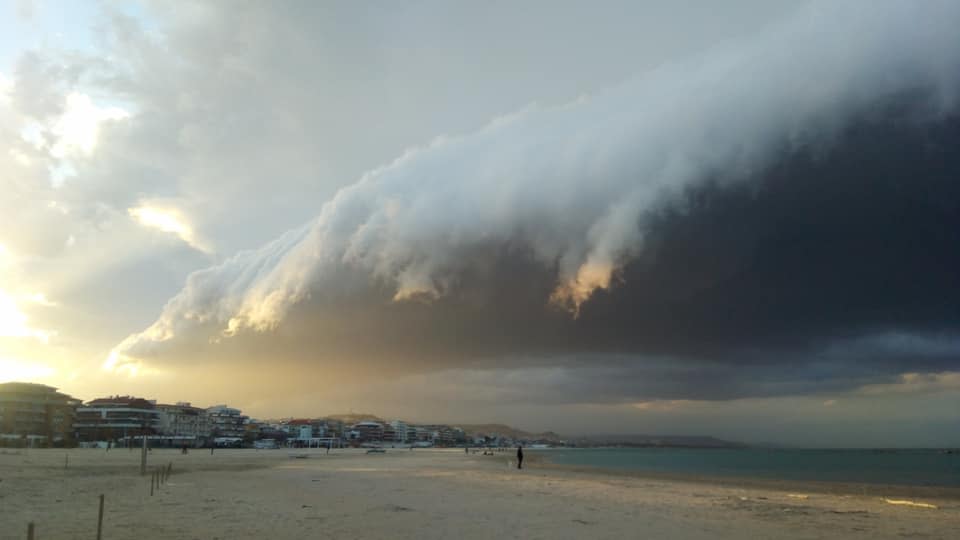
115,102,960,403
107,1,960,404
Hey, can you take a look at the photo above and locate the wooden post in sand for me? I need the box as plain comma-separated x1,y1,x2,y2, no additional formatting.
64,453,68,469
96,494,104,540
140,435,147,475
166,462,172,482
26,522,34,540
150,470,155,496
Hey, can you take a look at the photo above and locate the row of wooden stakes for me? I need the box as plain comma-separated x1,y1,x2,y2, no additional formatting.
24,461,174,539
151,462,174,495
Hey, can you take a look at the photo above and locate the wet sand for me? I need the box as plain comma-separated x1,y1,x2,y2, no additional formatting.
1,448,957,539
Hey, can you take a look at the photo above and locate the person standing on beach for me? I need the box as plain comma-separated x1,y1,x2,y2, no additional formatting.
517,445,524,469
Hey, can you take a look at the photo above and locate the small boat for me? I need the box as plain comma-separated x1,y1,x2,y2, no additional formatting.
366,448,386,454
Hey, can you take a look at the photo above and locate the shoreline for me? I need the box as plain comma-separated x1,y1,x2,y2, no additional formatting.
526,452,960,501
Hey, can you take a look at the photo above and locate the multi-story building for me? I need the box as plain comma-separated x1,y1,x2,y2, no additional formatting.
244,420,263,441
309,419,328,439
0,382,79,446
413,426,434,443
349,421,383,442
387,420,408,443
419,424,460,446
282,419,313,440
205,404,247,438
155,402,211,445
75,396,161,442
322,419,345,439
382,423,396,442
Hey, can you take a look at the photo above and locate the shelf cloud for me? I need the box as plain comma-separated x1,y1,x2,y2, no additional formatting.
101,1,960,406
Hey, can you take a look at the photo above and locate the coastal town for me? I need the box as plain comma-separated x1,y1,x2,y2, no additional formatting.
0,381,561,450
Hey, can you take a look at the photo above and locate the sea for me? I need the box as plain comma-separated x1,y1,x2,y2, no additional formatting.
538,447,960,487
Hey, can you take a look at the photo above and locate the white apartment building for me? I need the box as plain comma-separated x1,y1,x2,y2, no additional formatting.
205,404,247,438
156,402,211,444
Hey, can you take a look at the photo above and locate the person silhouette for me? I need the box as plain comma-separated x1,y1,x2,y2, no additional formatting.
517,445,524,469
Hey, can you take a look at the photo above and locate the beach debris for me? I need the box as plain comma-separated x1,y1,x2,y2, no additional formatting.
829,510,869,515
787,494,809,500
383,504,414,512
882,499,938,509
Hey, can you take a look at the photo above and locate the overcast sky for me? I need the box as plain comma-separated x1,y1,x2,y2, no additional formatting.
2,0,959,447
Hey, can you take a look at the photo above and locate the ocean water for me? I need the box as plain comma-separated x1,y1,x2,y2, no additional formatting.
539,448,960,487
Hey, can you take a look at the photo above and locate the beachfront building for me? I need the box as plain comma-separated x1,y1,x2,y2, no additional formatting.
244,420,263,442
0,382,80,447
280,418,340,448
280,418,311,439
310,419,329,438
321,418,345,439
75,396,161,443
413,426,434,444
382,423,396,443
419,424,460,446
206,404,247,438
280,419,321,440
156,402,212,446
349,421,383,443
386,420,408,443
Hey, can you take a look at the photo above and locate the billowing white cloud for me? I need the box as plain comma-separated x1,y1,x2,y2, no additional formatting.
111,0,960,368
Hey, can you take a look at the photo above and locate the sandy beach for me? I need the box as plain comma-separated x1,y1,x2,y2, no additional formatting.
1,448,957,539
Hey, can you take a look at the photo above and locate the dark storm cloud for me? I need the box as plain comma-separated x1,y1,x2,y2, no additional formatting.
161,97,960,403
578,102,960,359
110,2,960,403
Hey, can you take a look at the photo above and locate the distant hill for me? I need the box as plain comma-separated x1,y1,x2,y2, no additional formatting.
324,413,384,424
574,434,746,448
456,423,562,441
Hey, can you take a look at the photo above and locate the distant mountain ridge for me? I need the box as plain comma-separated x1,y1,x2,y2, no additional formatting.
457,423,562,441
574,434,746,448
